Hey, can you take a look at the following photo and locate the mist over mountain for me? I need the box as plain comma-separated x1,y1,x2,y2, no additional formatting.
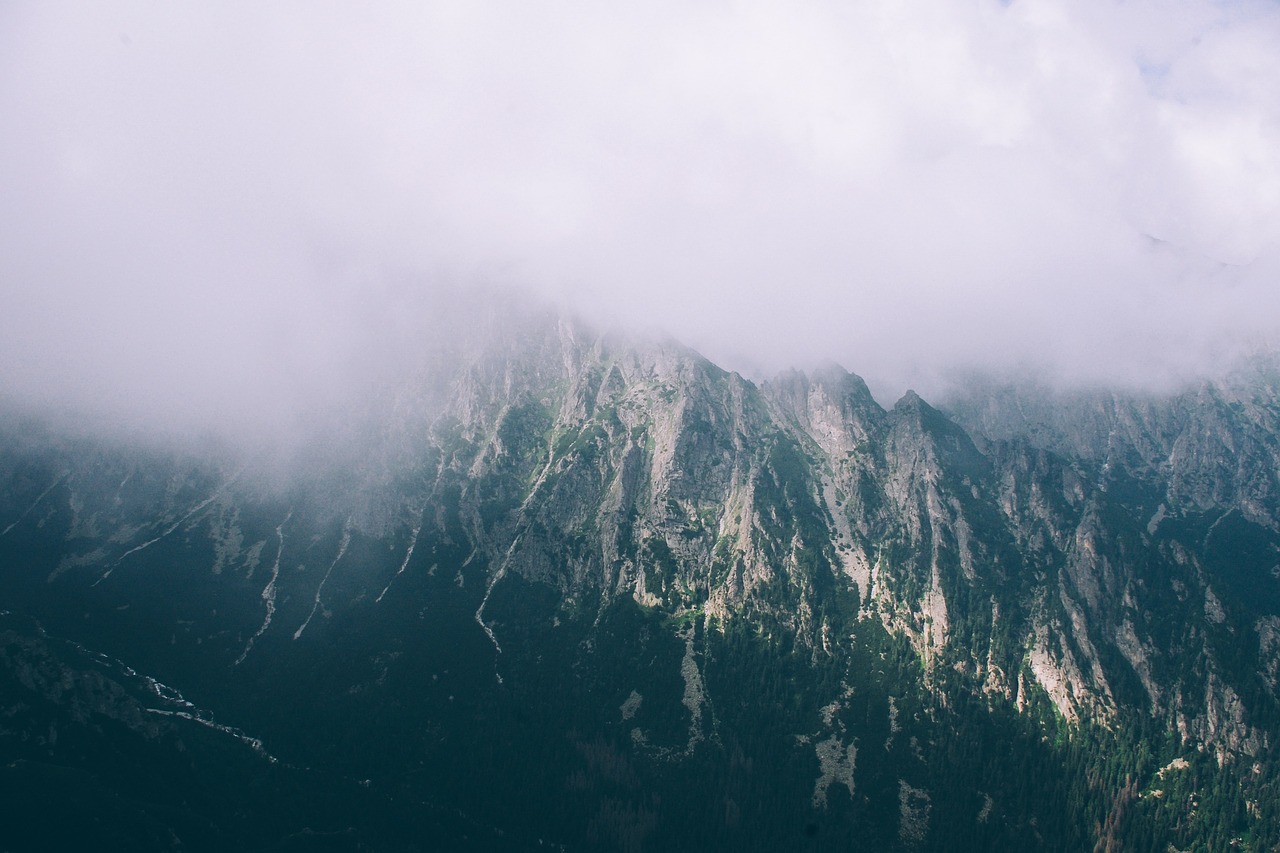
4,1,1280,440
5,4,1280,850
5,302,1280,850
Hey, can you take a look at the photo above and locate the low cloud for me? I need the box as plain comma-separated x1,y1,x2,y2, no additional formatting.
2,0,1279,436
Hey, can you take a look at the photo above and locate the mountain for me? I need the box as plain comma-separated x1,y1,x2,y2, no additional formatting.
3,306,1280,851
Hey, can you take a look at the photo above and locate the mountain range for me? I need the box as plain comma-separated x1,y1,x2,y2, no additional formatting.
4,302,1280,851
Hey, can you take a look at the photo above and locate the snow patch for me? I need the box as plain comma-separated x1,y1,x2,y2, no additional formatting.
95,480,234,585
236,510,291,665
294,519,352,641
376,520,421,604
0,473,66,538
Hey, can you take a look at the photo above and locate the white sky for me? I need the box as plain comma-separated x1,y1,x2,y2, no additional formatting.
2,1,1279,435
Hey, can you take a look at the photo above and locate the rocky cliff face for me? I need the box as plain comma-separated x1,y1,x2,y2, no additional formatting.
3,310,1280,850
944,372,1280,753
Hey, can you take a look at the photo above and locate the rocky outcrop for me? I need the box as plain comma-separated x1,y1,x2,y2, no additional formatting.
4,311,1280,774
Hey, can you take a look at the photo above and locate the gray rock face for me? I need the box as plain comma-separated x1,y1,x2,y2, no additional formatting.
424,325,1280,760
4,307,1280,828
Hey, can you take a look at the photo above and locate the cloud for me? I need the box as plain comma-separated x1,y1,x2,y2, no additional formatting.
2,0,1279,435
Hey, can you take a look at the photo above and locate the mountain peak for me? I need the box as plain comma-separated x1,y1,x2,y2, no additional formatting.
893,389,926,411
4,316,1280,851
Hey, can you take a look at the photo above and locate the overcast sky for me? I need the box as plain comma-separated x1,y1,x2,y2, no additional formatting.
3,1,1279,435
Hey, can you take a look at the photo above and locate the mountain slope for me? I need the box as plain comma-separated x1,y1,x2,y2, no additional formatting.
3,311,1280,850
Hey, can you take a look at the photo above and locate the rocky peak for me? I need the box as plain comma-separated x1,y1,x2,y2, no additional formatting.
764,364,884,458
5,309,1280,850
